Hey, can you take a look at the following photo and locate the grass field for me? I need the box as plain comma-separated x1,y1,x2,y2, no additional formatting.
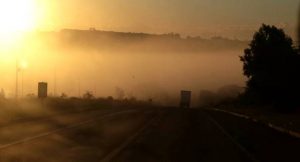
0,97,152,126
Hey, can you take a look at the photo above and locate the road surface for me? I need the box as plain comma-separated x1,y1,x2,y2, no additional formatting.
0,107,299,162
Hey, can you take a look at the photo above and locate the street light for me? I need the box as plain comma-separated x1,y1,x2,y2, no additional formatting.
20,60,27,98
15,59,27,99
15,58,19,99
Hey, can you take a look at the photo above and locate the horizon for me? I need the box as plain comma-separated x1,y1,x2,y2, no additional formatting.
0,0,299,40
25,26,299,43
0,0,298,100
31,28,252,41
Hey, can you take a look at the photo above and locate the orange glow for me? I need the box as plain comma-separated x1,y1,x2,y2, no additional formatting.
20,60,28,70
0,0,38,46
0,0,37,32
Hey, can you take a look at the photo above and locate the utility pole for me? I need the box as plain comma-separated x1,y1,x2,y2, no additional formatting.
78,79,81,98
15,59,19,99
21,70,24,98
94,82,97,97
54,69,57,97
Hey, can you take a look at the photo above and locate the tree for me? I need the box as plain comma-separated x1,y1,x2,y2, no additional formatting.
83,91,95,100
60,93,68,99
240,24,300,109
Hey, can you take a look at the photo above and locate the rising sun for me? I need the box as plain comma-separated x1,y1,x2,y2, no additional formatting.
0,0,37,43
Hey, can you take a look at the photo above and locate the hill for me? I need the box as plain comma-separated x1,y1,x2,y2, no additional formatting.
30,29,248,52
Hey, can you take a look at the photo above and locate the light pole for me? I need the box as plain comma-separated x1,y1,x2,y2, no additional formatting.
20,60,27,98
78,79,81,98
21,69,24,98
54,68,57,97
15,59,27,99
15,59,19,99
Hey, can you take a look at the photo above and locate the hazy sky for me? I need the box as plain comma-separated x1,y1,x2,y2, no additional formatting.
38,0,299,39
2,0,298,99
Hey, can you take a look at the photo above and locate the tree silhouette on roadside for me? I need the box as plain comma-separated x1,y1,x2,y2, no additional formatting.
83,91,95,100
240,24,300,110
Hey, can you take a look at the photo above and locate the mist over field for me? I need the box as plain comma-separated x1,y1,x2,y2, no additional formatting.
0,29,247,106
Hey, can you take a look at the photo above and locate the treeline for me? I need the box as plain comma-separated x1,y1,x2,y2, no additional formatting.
29,29,248,52
198,85,245,107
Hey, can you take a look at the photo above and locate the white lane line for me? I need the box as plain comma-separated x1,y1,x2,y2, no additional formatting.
203,111,260,162
100,112,161,162
0,109,139,150
209,108,300,139
211,108,250,120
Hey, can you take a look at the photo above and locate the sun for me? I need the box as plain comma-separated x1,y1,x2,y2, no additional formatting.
0,0,37,33
0,0,39,58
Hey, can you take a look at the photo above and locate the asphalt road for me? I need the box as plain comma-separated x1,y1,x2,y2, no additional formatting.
0,107,299,162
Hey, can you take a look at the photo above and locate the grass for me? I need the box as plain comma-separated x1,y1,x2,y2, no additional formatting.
0,97,153,126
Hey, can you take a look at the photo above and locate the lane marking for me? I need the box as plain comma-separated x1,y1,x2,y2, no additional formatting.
0,109,139,150
100,111,163,162
203,111,260,162
209,108,300,139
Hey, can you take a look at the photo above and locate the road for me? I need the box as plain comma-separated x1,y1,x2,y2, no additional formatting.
0,107,299,162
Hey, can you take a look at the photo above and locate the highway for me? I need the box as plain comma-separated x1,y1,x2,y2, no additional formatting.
0,107,299,162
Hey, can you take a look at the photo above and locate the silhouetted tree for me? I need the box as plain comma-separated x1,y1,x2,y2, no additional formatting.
83,91,95,100
240,24,300,109
107,96,114,101
60,93,68,99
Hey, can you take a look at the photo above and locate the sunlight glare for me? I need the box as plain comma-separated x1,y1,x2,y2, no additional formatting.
0,0,36,32
20,60,28,70
0,0,37,45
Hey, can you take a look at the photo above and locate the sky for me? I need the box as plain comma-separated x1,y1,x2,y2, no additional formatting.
1,0,299,99
36,0,300,39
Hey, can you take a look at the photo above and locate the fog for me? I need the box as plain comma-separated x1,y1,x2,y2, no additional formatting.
0,30,247,106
